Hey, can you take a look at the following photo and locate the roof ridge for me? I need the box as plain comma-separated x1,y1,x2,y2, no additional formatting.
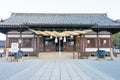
11,12,106,16
103,14,119,23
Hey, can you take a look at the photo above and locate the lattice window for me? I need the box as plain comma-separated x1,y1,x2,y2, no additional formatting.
100,38,110,48
86,38,97,48
67,37,75,46
9,38,19,47
44,37,53,46
22,38,33,48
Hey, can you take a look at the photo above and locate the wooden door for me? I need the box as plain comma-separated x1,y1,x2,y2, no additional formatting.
39,37,44,51
75,36,83,52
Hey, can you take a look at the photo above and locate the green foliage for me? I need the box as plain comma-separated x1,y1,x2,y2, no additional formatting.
112,32,120,49
112,32,120,40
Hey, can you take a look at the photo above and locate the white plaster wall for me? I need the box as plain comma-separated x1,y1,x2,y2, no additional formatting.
0,49,4,53
85,48,111,52
99,48,111,52
22,35,34,38
85,35,97,37
85,35,110,38
98,35,110,38
85,48,98,52
8,35,34,38
7,48,33,52
8,35,20,37
21,48,33,52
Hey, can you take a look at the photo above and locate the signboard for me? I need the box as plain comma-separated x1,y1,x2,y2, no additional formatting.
10,43,19,53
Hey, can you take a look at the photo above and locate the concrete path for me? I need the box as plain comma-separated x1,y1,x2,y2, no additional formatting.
5,59,115,80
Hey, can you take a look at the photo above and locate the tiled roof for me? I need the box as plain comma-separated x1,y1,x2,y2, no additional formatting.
0,13,120,26
87,31,110,35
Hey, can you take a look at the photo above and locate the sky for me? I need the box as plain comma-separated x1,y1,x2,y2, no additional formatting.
0,0,120,40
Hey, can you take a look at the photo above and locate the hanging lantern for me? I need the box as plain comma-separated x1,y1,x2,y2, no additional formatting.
60,37,62,40
103,40,106,44
87,40,90,43
50,35,53,39
70,35,73,38
55,37,58,43
63,36,66,42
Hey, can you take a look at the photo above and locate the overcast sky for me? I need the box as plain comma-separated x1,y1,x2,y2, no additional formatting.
0,0,120,40
0,0,120,19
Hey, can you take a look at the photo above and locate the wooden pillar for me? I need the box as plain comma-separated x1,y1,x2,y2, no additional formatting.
4,32,8,54
97,32,99,50
110,32,113,48
37,35,40,52
80,34,83,51
83,34,85,52
74,36,76,51
19,31,22,50
81,35,83,52
39,36,44,52
33,34,37,52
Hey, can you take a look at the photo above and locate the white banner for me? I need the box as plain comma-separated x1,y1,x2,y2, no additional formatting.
10,43,19,53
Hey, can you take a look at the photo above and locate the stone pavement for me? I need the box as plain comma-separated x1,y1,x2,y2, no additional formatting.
6,59,115,80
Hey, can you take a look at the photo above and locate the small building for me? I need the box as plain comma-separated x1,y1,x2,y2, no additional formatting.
0,40,5,56
0,13,120,56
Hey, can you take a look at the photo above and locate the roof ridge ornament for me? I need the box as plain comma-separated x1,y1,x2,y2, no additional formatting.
0,18,4,22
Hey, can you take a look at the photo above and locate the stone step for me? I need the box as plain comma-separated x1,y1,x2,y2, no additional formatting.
38,52,79,59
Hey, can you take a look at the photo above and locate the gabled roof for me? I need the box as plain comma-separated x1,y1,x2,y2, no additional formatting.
0,13,120,26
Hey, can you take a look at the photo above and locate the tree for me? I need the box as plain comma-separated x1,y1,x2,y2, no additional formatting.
112,32,120,51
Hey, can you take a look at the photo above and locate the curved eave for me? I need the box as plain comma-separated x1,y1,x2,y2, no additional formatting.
92,26,120,34
92,26,120,28
25,23,95,27
0,24,28,28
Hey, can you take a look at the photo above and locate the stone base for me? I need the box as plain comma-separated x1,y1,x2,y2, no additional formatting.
18,59,23,62
12,59,18,62
96,58,106,61
12,58,23,62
